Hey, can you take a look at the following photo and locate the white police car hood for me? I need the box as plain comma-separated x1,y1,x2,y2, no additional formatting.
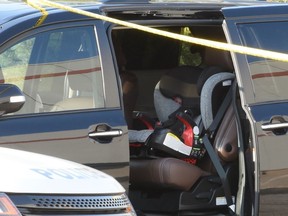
0,147,125,194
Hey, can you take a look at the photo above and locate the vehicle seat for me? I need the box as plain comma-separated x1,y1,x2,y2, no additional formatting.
50,71,94,111
129,71,238,214
47,31,98,112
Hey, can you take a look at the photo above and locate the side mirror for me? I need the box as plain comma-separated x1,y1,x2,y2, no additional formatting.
0,84,25,115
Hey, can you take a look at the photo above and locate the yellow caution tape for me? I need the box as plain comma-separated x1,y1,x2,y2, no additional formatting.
25,0,48,27
27,0,288,63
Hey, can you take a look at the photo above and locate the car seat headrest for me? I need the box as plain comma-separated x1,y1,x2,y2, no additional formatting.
154,82,181,122
200,72,235,129
158,66,202,111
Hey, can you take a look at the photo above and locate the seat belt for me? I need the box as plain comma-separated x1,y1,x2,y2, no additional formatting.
206,85,233,138
202,81,236,214
202,135,235,213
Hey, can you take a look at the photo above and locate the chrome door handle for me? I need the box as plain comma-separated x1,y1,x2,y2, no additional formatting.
89,129,123,137
261,116,288,135
89,124,122,143
261,122,288,131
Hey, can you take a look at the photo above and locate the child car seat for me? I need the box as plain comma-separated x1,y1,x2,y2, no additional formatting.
128,65,226,158
128,65,203,153
129,71,238,214
141,64,228,161
128,47,234,157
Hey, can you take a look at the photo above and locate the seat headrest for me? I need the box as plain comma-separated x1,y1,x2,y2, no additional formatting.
200,72,235,129
154,82,181,122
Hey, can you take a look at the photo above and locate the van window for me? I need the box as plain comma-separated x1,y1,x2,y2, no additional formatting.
238,21,288,103
0,26,104,114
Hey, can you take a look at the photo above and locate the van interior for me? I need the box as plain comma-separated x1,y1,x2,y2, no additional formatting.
111,23,253,215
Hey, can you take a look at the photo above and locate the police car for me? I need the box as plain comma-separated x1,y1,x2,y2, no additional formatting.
0,147,136,215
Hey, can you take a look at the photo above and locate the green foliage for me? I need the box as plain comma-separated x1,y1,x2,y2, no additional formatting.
179,27,201,66
0,39,33,68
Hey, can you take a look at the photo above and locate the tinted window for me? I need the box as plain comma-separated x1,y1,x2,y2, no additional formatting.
238,22,288,103
0,26,104,114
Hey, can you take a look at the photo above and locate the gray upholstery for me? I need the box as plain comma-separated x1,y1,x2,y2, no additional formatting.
129,129,153,143
200,72,235,129
154,81,181,122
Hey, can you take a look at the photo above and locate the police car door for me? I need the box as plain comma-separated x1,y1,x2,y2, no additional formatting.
223,4,288,215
